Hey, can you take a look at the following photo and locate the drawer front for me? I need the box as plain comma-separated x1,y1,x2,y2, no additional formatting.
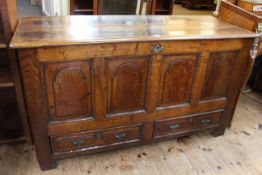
51,124,141,153
154,111,222,137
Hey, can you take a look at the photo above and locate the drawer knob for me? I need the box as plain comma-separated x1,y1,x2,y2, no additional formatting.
73,140,84,147
188,117,194,123
169,124,180,130
96,131,102,139
115,132,126,140
201,119,210,126
151,44,164,54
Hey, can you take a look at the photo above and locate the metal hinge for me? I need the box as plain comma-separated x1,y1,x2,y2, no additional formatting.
250,37,260,59
250,23,262,59
257,23,262,33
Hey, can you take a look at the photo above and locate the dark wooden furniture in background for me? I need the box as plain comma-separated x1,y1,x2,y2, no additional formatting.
219,0,262,92
252,57,262,92
147,0,174,15
182,0,215,9
100,0,138,14
70,0,175,15
0,0,31,144
175,0,183,4
70,0,139,15
70,0,98,15
11,15,257,170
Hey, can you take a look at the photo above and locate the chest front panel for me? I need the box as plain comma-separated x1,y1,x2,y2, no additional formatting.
106,56,150,114
35,40,245,134
44,61,93,120
158,54,198,107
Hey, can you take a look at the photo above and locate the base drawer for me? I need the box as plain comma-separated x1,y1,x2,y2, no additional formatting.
51,124,142,153
154,111,222,138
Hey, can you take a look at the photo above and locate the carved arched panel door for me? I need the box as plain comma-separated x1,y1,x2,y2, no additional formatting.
106,56,150,114
44,61,92,120
158,54,198,107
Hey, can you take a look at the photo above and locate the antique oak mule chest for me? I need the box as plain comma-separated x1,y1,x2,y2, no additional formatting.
10,15,258,170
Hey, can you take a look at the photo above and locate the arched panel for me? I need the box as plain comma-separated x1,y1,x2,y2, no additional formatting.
107,57,149,114
53,68,89,118
159,55,197,106
111,63,142,112
44,62,92,120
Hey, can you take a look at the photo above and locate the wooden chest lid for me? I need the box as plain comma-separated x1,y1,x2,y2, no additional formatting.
10,15,258,48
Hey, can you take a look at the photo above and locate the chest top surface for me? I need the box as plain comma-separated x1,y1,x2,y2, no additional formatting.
10,15,258,48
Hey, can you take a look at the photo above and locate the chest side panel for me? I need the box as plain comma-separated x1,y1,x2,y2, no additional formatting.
201,51,239,100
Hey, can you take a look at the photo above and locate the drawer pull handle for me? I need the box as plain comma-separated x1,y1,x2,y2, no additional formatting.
96,131,102,139
201,119,211,126
152,45,164,54
73,140,84,146
115,132,126,140
169,124,180,130
188,117,194,123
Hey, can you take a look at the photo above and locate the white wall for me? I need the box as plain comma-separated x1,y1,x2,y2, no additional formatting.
42,0,70,16
31,0,41,5
54,0,70,16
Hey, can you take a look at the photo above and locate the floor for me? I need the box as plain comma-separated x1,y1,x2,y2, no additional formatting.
173,4,213,15
0,92,261,175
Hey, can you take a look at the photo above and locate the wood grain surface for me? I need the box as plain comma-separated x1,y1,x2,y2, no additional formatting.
10,15,258,48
